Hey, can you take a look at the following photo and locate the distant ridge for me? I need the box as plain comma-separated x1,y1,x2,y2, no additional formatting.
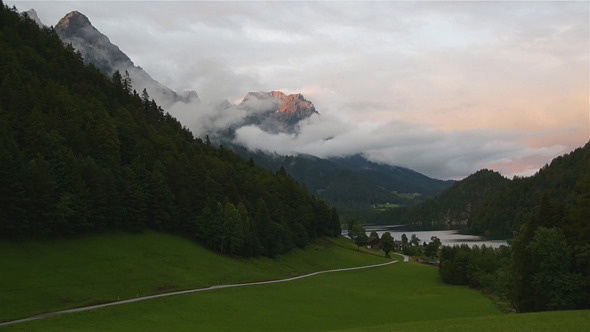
228,144,455,221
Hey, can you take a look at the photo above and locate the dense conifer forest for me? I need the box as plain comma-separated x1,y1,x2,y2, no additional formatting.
439,143,590,312
380,143,589,235
469,142,590,234
381,169,510,227
0,3,340,256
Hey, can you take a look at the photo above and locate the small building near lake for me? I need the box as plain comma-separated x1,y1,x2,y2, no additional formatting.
366,236,381,249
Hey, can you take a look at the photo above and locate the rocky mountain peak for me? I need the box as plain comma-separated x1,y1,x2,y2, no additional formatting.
53,10,198,107
23,9,44,27
238,91,319,134
242,91,267,103
269,90,287,100
279,93,315,115
242,91,317,115
56,11,95,38
57,11,90,29
55,11,115,55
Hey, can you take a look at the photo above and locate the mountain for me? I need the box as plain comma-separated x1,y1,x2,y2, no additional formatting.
54,11,199,108
390,142,589,233
237,91,319,134
396,169,510,227
329,154,454,196
228,145,454,222
505,144,590,312
51,11,317,135
47,8,453,220
469,141,590,234
22,9,44,27
0,4,340,257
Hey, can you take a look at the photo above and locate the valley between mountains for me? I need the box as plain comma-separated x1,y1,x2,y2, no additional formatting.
1,4,589,331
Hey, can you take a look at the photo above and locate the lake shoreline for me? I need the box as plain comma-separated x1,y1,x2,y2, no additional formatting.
344,225,511,248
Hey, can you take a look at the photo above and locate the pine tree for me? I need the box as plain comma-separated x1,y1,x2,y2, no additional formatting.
141,88,150,105
123,70,132,94
112,70,122,88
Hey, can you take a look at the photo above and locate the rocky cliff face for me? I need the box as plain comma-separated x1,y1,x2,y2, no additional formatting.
239,91,318,133
55,11,198,107
23,9,44,27
56,11,133,76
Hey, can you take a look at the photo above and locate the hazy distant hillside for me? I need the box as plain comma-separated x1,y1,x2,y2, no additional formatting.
229,145,454,221
329,155,454,196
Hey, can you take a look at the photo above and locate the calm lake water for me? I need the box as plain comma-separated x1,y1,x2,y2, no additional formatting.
344,225,510,248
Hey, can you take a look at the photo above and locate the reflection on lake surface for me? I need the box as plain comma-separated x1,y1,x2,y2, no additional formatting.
344,225,510,248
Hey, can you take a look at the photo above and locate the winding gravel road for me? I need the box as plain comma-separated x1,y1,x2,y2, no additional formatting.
1,254,409,327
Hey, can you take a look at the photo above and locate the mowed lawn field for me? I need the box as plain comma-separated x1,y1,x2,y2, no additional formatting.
345,309,590,331
2,231,588,331
3,255,503,331
0,231,387,323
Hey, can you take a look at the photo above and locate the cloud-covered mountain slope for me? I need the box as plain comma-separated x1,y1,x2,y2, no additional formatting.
55,11,199,108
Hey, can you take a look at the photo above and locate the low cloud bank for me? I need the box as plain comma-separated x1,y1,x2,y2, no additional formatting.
165,97,576,180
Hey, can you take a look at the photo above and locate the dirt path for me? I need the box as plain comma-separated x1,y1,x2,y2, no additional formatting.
0,259,399,327
396,252,410,262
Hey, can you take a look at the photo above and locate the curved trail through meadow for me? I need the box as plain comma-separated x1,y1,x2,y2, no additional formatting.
398,253,410,262
1,254,408,327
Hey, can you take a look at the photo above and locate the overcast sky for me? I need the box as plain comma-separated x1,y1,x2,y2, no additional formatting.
9,1,589,179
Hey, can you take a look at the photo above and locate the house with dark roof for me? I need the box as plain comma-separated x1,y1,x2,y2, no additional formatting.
366,236,381,249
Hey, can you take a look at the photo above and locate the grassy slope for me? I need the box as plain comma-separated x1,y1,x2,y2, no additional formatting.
0,231,387,322
3,260,503,331
345,310,590,331
4,232,587,331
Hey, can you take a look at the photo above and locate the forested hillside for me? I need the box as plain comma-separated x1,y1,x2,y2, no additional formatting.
228,144,454,222
368,169,509,227
401,169,510,227
469,142,590,234
439,143,590,312
230,147,402,208
378,143,589,233
0,4,340,256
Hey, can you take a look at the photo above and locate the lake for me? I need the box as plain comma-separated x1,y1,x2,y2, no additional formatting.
345,225,510,248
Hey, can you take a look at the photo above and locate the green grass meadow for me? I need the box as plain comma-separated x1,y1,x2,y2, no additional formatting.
0,231,386,322
2,231,588,331
3,259,503,331
346,309,590,331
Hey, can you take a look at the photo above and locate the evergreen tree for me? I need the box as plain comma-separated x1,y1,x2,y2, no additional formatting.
122,70,132,94
141,88,150,105
112,70,122,88
401,233,408,247
380,232,394,257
